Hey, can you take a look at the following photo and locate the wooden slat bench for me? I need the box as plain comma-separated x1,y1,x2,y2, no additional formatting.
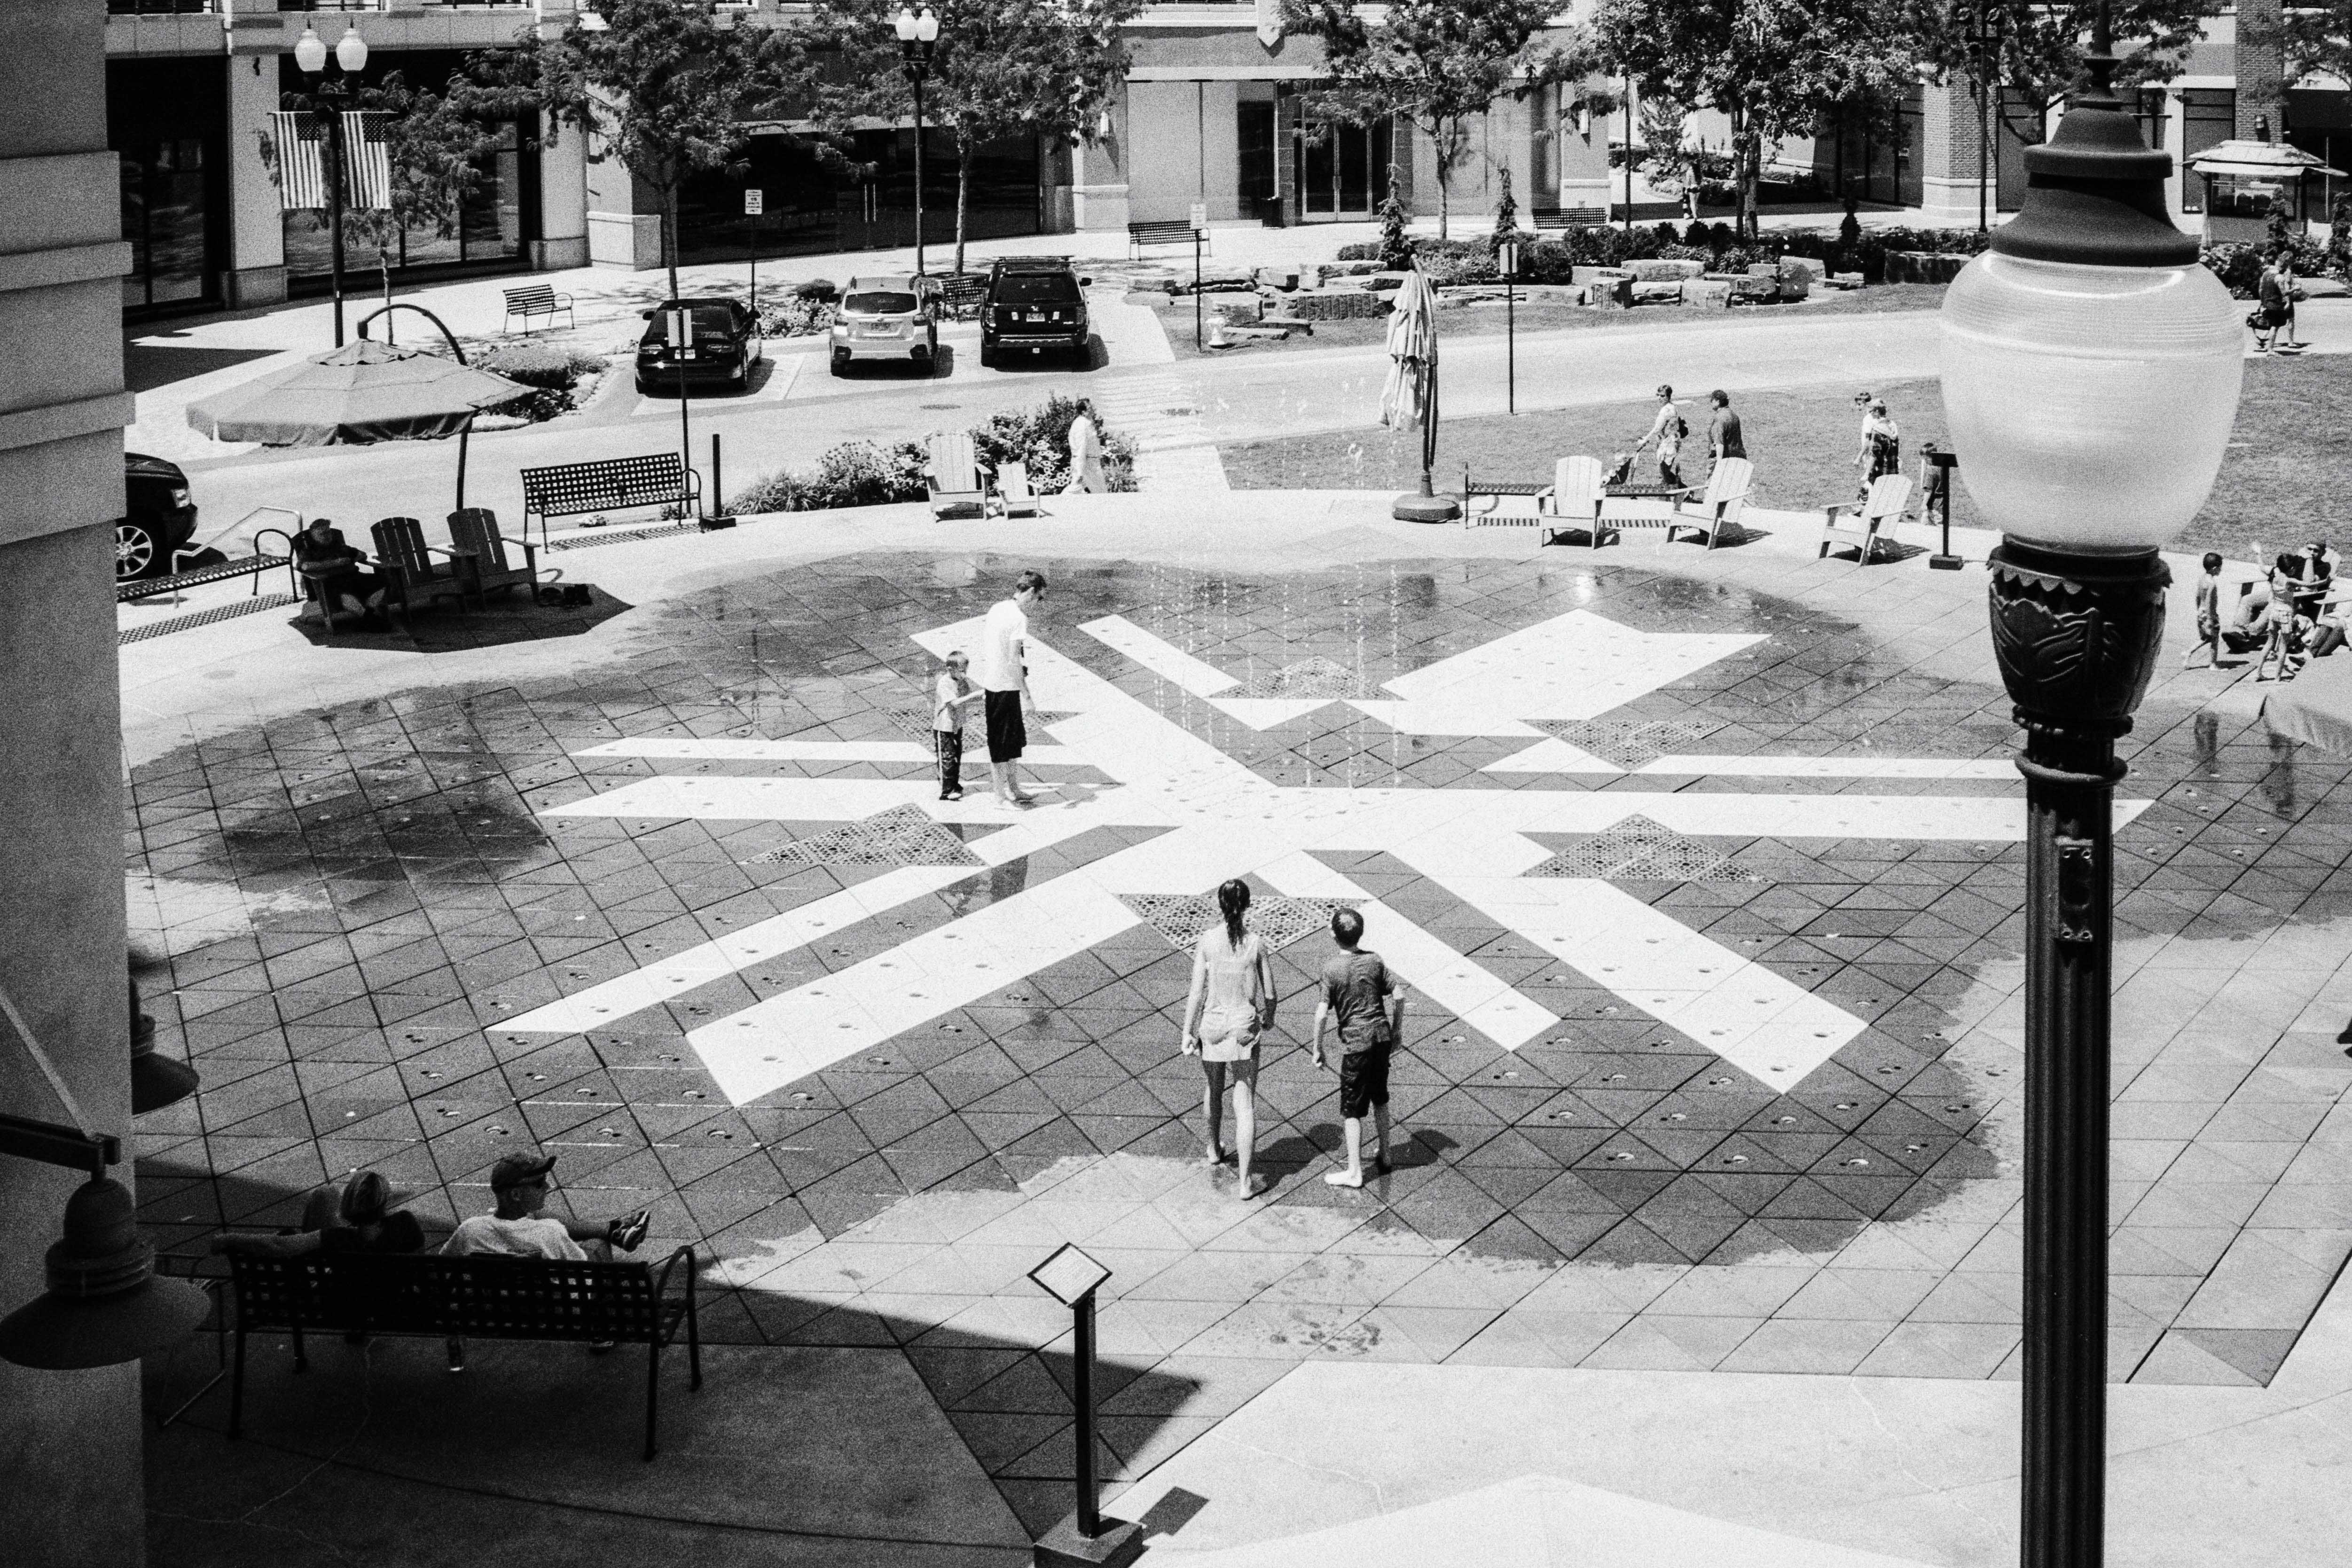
1129,219,1207,259
503,284,576,334
227,1248,701,1460
520,453,702,548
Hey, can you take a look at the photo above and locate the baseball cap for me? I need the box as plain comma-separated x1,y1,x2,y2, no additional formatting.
489,1152,557,1190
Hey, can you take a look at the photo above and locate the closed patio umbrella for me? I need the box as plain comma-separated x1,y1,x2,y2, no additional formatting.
1384,267,1458,522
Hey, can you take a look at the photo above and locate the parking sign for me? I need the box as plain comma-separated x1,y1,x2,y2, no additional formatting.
744,190,764,217
1189,202,1208,235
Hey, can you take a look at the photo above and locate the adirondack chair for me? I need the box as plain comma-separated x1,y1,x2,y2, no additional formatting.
1537,456,1607,549
1818,473,1915,564
997,460,1043,518
368,517,474,618
1662,456,1753,550
925,431,997,520
447,508,538,601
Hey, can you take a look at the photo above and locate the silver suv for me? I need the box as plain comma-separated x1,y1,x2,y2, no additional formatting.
829,274,940,374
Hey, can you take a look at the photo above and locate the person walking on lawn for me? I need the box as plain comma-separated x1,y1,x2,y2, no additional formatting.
979,569,1049,808
1311,907,1408,1188
1631,384,1687,488
1707,389,1745,474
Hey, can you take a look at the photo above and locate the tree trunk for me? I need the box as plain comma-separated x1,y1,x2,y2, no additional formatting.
1435,128,1451,243
665,185,682,300
955,137,971,277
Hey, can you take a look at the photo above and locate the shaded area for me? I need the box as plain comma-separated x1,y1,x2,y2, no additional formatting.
125,341,282,396
286,586,633,654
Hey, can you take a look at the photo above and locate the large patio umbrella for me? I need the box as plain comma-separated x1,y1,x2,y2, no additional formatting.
1383,267,1458,522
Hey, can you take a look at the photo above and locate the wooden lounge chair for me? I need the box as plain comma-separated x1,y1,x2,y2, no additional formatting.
997,461,1043,518
447,508,539,601
925,432,998,521
1818,473,1915,564
369,517,474,618
1537,455,1606,549
1662,456,1753,550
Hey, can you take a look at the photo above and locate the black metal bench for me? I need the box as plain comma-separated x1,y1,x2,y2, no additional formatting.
938,271,989,322
503,283,576,333
1531,206,1608,230
520,453,702,548
227,1248,701,1460
1129,219,1207,259
118,549,295,604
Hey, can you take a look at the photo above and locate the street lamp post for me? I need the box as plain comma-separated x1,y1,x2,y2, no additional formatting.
894,7,939,277
293,22,369,348
1938,8,2243,1566
1974,0,2006,234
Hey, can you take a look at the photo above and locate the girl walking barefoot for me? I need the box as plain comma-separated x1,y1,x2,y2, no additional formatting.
1179,880,1278,1200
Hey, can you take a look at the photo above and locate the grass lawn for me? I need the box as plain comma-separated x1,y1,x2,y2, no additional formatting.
1141,283,1954,361
1221,352,2342,559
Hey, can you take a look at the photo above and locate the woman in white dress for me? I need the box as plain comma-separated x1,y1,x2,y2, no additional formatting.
1180,879,1278,1199
1062,400,1108,493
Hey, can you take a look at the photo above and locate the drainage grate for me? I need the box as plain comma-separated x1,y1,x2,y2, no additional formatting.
545,522,702,553
119,593,300,646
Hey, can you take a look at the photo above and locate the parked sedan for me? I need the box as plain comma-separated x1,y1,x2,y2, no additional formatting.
635,298,764,394
118,451,198,582
829,275,940,374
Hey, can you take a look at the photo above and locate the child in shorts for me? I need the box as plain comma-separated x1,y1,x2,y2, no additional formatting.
2184,552,2223,668
933,651,981,800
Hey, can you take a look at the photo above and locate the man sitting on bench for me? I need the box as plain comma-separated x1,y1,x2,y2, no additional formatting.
445,1152,651,1262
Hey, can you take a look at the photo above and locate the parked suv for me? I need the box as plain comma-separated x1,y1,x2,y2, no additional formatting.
829,274,940,374
980,257,1093,368
634,297,763,394
118,452,198,582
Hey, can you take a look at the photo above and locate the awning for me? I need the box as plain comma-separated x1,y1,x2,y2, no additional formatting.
2190,139,2346,179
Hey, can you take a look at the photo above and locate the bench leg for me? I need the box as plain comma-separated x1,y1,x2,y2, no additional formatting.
290,1324,307,1373
229,1328,246,1439
687,1287,702,1392
644,1337,661,1461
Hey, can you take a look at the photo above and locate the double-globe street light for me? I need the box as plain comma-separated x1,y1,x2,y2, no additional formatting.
893,6,940,277
292,21,370,347
1938,6,2242,1565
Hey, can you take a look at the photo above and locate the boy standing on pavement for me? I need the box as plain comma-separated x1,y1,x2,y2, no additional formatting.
1312,907,1408,1188
980,570,1048,808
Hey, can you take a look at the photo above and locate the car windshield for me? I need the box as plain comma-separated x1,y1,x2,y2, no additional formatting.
994,275,1080,304
845,291,919,315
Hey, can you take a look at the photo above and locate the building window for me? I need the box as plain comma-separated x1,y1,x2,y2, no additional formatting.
2180,88,2236,213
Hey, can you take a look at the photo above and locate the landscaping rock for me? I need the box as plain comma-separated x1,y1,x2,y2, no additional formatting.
1284,290,1391,321
1828,272,1866,290
1252,264,1302,291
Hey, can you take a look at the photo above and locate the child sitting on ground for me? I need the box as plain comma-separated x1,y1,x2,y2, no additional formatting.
933,650,983,801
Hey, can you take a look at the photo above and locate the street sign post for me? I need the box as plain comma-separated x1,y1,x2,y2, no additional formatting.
1028,1245,1141,1568
1499,240,1520,415
744,188,764,314
1190,202,1208,351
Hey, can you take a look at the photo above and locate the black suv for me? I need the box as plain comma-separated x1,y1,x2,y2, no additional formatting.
980,257,1093,368
118,452,199,582
635,297,764,394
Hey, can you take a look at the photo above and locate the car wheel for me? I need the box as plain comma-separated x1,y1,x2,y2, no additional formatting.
635,376,654,395
116,520,159,582
979,343,996,369
829,360,846,377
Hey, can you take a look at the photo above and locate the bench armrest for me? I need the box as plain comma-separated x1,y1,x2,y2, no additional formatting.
653,1243,696,1305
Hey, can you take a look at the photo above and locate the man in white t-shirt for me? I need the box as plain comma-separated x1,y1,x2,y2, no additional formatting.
438,1152,651,1369
979,569,1048,808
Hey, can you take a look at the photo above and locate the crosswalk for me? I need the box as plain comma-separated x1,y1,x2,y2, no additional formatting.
1090,371,1229,491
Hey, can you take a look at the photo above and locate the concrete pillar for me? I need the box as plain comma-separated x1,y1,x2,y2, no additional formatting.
1072,81,1131,232
224,13,288,309
2238,0,2285,140
1915,78,1993,229
533,109,589,270
0,2,143,1565
1558,82,1610,213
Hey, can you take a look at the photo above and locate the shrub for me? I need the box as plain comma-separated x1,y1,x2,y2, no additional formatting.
756,294,839,337
1334,240,1382,261
1656,244,1711,264
794,277,839,302
2201,242,2266,298
472,341,604,422
1682,220,1711,248
725,397,1137,514
971,393,1137,494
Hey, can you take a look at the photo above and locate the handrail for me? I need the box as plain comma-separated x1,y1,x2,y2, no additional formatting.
356,304,468,364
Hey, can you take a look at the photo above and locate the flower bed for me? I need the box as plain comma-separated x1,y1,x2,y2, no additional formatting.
726,394,1137,514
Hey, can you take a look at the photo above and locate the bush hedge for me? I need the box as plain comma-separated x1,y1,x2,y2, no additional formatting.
726,394,1136,514
473,341,605,422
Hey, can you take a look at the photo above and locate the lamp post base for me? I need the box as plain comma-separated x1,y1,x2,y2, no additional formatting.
1034,1515,1145,1568
1929,554,1964,571
1392,492,1461,523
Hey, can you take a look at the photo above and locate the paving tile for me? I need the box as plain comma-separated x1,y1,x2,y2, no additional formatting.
1718,1316,1897,1375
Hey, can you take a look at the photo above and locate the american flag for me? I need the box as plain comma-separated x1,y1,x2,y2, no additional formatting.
343,112,393,212
269,111,329,211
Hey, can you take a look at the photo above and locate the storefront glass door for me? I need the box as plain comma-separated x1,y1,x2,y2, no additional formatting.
1298,118,1392,219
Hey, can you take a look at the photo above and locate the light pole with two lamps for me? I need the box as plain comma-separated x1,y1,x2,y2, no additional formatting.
893,7,940,277
291,21,370,348
1938,5,2243,1564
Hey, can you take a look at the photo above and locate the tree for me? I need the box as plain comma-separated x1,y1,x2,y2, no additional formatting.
1594,0,1917,242
1490,165,1520,243
1284,0,1610,240
1377,164,1413,269
491,0,783,298
810,0,1137,276
264,71,506,329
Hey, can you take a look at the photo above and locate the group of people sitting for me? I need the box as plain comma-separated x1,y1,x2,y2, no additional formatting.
289,516,391,630
2190,538,2342,680
213,1153,651,1366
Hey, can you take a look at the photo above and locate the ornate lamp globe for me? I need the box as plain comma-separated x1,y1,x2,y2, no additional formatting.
292,24,327,74
1940,51,2242,565
915,7,939,42
894,7,918,41
335,23,368,73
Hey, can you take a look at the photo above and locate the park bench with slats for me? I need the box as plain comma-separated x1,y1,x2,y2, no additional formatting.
117,549,294,604
1530,206,1608,230
1129,219,1207,259
503,284,575,333
520,453,702,546
227,1248,701,1460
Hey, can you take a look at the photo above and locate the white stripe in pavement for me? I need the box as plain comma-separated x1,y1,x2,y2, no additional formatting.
541,776,1160,824
1078,614,1239,697
578,737,1082,765
503,810,1127,1035
1256,852,1556,1051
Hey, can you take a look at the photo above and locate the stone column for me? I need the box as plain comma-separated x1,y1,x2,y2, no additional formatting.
530,2,590,268
0,2,143,1565
2237,0,2286,140
1557,81,1610,213
224,5,289,308
1916,78,1993,229
1072,80,1133,232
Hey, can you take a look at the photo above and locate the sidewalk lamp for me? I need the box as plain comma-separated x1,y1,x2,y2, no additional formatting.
1938,6,2242,1565
293,21,369,348
893,6,940,276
